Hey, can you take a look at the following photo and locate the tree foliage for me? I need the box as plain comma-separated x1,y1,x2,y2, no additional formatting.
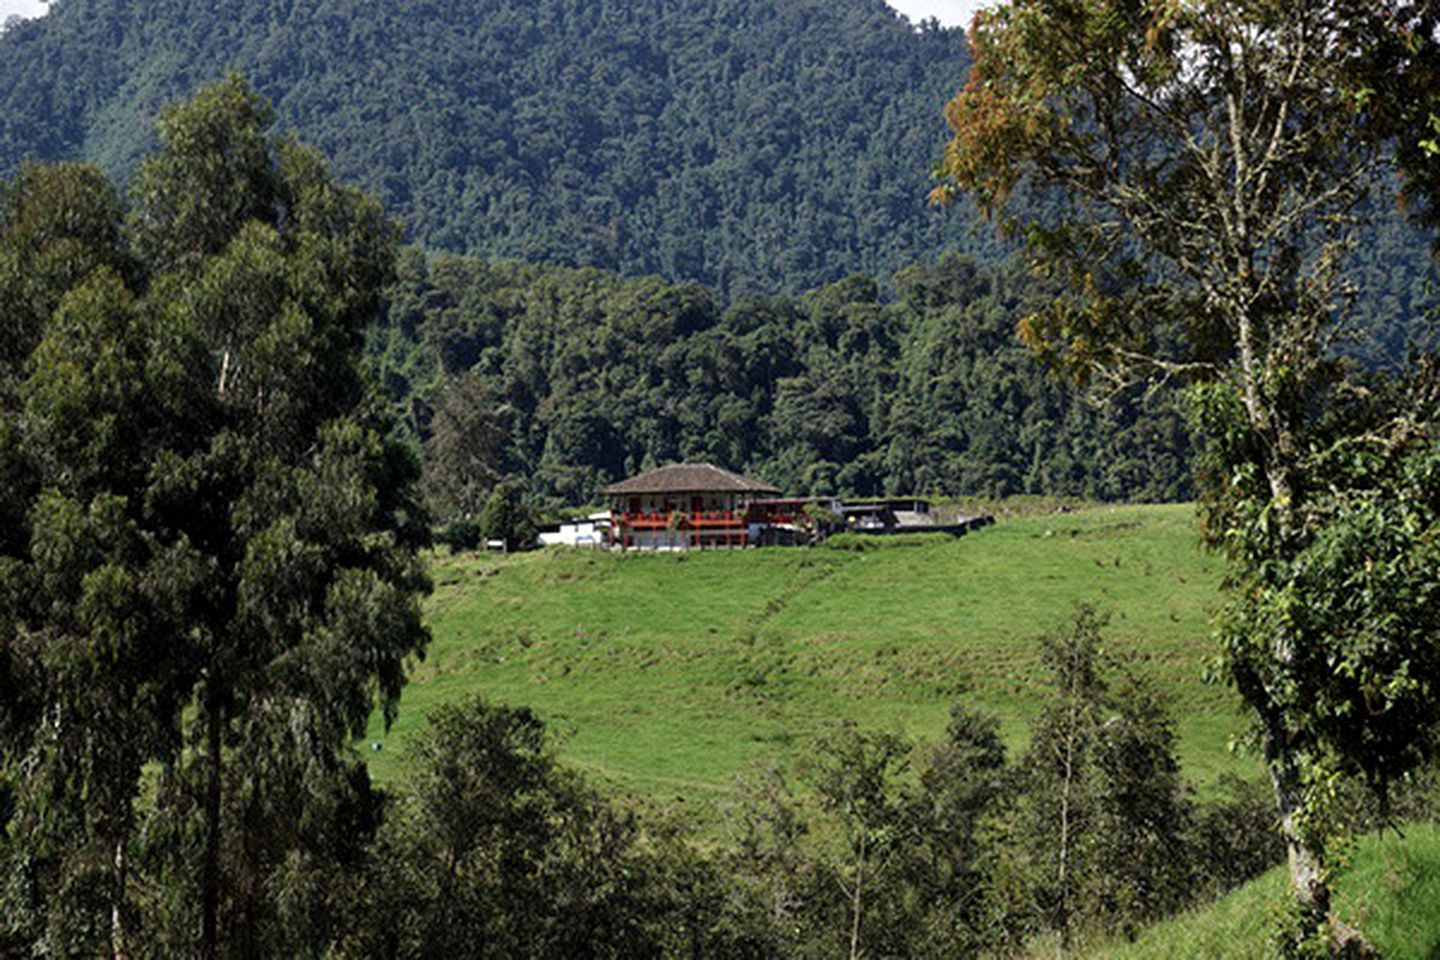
477,480,539,552
422,368,509,519
1004,607,1194,947
934,0,1440,941
0,75,429,957
338,696,780,959
341,698,652,958
380,251,1195,514
719,709,1012,959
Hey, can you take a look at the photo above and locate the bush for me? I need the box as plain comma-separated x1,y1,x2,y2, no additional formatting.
1191,776,1286,896
822,532,939,551
437,516,482,551
478,482,538,552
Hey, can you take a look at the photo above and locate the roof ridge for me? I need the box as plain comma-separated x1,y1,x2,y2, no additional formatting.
599,462,782,496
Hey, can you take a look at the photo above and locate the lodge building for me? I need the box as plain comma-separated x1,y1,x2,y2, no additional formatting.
594,462,993,551
601,463,802,550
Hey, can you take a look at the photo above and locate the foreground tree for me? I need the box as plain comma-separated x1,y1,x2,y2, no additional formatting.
727,711,1009,958
935,0,1440,946
903,697,1010,955
0,76,429,957
806,724,912,960
340,697,694,959
0,162,189,958
1006,608,1193,949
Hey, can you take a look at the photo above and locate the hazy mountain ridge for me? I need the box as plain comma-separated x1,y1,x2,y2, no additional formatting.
0,0,988,297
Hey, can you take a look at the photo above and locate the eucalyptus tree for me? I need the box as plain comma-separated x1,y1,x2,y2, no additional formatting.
0,76,429,958
423,368,509,520
934,0,1440,946
0,162,172,958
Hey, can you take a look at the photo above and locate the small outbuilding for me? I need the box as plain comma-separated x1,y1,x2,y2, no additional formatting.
842,498,994,537
537,511,611,549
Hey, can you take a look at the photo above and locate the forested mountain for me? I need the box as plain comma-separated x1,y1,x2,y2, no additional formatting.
0,0,991,298
377,251,1194,512
1,0,1432,511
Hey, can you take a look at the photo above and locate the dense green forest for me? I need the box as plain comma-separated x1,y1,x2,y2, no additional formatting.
0,0,992,298
378,250,1195,514
2,0,1434,337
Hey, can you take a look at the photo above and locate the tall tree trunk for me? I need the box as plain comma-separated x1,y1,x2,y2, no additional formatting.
111,837,128,960
1055,717,1076,958
1259,713,1329,926
848,828,865,960
201,697,222,960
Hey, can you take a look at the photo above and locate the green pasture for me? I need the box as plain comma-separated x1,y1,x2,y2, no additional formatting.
365,503,1252,806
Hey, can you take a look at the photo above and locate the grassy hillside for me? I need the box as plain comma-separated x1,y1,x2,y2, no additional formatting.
1085,824,1440,959
366,503,1253,804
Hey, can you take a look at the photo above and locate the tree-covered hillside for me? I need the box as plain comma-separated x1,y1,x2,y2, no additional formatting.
376,251,1194,512
0,0,991,298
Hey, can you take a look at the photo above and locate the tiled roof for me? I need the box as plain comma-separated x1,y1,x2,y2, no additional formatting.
600,463,782,496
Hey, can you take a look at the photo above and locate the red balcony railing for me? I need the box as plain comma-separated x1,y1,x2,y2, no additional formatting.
616,511,747,529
